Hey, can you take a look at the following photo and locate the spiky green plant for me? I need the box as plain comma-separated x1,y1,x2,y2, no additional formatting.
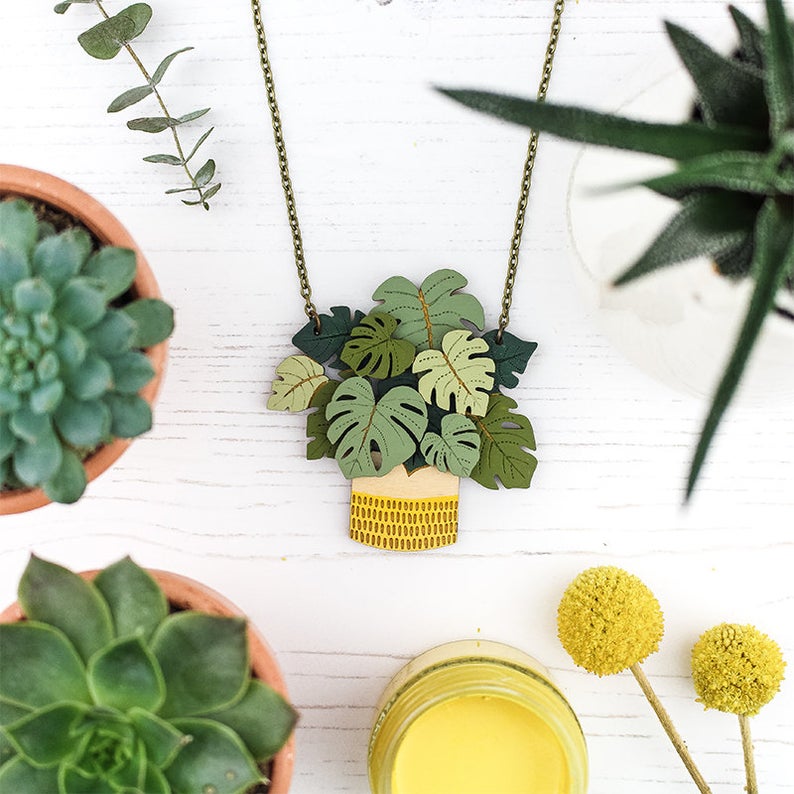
441,0,794,500
0,556,297,794
0,198,174,504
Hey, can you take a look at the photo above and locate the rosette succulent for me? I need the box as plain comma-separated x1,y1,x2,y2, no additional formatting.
268,268,539,489
0,198,174,503
0,556,297,794
442,0,794,499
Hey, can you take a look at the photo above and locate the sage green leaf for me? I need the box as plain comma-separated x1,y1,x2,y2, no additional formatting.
4,702,85,767
0,417,16,461
764,0,794,134
413,330,495,416
0,622,90,707
152,47,193,84
373,269,485,350
166,719,261,794
13,427,62,486
88,637,165,713
665,21,768,128
78,14,136,60
55,327,88,371
438,90,768,158
85,311,137,357
197,182,222,205
306,380,339,460
107,84,153,113
482,329,537,390
613,193,760,287
121,298,174,348
209,680,297,762
128,708,187,768
63,353,113,400
30,380,64,413
341,312,416,378
42,449,87,505
82,247,136,300
0,757,59,793
194,159,216,188
326,377,427,478
151,613,249,717
13,278,54,314
54,396,110,448
267,355,328,412
0,249,30,291
185,127,215,163
108,351,156,394
729,6,766,69
420,414,480,477
176,107,211,125
19,556,114,664
143,153,183,166
9,408,50,444
470,394,537,490
94,557,168,641
0,200,37,258
127,117,171,133
32,230,90,287
118,3,152,39
54,278,106,330
292,306,365,363
687,197,794,500
54,0,96,13
104,393,152,437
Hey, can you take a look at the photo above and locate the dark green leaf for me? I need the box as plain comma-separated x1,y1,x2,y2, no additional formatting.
12,427,62,486
143,153,183,165
127,116,171,133
42,449,87,504
185,127,214,163
94,557,168,641
764,0,794,134
613,193,760,286
438,90,768,158
714,233,755,278
122,298,174,347
104,393,152,437
152,47,193,84
88,637,165,712
292,306,365,363
0,200,37,258
54,395,111,448
209,680,297,762
194,158,216,188
729,6,766,69
665,21,768,128
108,351,156,393
4,703,85,766
482,329,537,390
0,622,90,708
0,757,59,792
78,15,136,60
118,3,152,40
128,709,187,768
18,556,114,663
107,84,154,113
686,197,794,499
306,380,339,460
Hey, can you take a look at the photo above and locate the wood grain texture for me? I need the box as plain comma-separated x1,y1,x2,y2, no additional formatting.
1,1,791,792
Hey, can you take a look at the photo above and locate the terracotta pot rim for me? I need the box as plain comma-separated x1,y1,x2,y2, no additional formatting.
0,565,295,794
0,165,169,515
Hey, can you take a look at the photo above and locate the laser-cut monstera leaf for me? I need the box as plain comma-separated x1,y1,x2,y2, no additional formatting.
326,377,428,479
267,355,328,413
291,306,365,364
412,330,495,416
482,329,538,390
420,414,480,477
306,381,339,461
340,312,416,379
372,269,485,350
470,394,537,490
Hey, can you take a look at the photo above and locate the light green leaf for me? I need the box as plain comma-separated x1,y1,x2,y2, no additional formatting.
373,269,485,350
177,107,210,125
4,702,85,767
143,764,170,794
267,355,328,412
0,757,59,793
470,394,537,490
107,84,154,113
152,47,193,84
326,377,427,478
306,380,340,460
413,330,494,416
121,298,174,348
78,14,136,60
420,413,480,477
143,153,183,166
42,449,87,505
340,312,416,378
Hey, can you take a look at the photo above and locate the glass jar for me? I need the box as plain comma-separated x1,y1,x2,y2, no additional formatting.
368,640,588,794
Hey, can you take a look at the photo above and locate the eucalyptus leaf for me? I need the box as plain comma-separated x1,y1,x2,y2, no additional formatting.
107,84,154,113
143,153,183,165
127,116,171,133
185,127,215,163
78,15,136,60
177,107,211,125
268,355,328,412
194,158,216,188
152,47,193,84
118,3,153,40
198,182,222,203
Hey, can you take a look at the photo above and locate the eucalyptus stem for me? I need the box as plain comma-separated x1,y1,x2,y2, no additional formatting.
739,715,759,794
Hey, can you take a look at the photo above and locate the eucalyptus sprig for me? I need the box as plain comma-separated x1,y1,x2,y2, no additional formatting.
55,0,221,210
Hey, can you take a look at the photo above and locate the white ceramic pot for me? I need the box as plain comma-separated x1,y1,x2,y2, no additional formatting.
566,70,794,401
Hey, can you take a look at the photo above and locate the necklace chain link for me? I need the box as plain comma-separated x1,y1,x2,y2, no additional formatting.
250,0,566,337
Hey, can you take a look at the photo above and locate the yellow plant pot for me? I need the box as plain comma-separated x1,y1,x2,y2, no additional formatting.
349,466,459,551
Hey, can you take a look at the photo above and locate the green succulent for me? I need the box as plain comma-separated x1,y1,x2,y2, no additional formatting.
0,198,174,504
441,0,794,499
0,556,297,794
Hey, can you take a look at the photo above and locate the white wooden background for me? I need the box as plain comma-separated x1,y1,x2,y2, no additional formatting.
2,1,792,792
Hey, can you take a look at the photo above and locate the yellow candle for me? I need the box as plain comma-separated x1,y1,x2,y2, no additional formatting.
391,694,570,794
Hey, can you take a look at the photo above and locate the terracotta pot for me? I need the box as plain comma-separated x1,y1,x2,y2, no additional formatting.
0,568,295,794
0,165,168,515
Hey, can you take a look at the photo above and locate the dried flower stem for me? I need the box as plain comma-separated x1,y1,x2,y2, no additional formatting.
739,715,759,794
630,663,713,794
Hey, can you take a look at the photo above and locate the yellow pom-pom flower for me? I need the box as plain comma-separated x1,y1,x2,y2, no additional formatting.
557,566,664,676
691,624,786,717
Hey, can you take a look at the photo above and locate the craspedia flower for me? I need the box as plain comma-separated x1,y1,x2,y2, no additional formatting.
557,566,664,676
691,624,786,717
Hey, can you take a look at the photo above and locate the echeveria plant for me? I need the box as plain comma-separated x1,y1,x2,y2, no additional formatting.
268,269,539,489
0,556,296,794
0,198,174,503
442,0,794,499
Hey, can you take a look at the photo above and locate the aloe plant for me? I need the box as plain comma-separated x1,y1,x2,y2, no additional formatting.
441,0,794,500
0,556,296,794
267,269,539,489
0,198,174,503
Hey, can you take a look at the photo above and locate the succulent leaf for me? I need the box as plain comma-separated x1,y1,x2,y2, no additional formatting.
104,393,153,438
63,353,114,401
54,279,106,330
121,298,174,348
729,6,767,69
0,756,59,793
42,448,88,504
4,702,86,767
10,407,51,444
108,351,156,394
54,396,111,448
33,230,91,287
85,311,137,358
82,247,137,301
13,427,63,486
0,200,38,258
127,708,186,768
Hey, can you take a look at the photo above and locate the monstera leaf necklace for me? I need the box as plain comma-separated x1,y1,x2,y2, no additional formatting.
253,0,567,551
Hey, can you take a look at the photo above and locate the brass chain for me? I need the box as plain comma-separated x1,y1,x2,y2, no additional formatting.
250,0,566,338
